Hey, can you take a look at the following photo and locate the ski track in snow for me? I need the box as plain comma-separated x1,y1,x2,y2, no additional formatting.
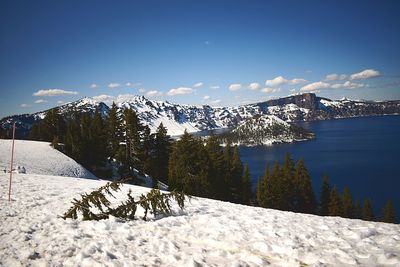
1,174,399,267
0,140,97,179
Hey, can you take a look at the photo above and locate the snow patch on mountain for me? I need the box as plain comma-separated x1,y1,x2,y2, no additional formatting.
222,115,314,146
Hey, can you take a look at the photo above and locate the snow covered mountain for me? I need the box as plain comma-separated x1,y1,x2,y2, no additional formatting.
1,173,399,266
220,114,315,146
1,93,399,137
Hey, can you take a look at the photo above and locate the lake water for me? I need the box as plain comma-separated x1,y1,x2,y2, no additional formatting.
239,115,400,217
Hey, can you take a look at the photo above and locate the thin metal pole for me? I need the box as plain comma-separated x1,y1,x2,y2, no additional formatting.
8,122,16,202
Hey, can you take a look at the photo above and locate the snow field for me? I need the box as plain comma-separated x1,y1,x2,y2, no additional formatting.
0,140,97,179
1,174,399,266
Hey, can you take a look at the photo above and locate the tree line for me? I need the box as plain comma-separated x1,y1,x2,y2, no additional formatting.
27,106,396,223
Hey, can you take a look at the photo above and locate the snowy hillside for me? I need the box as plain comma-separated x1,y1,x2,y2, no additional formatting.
221,115,315,146
0,174,399,266
0,140,96,179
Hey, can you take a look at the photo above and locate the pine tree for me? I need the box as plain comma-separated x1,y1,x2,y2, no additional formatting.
268,161,282,210
241,164,252,205
256,164,270,208
381,200,396,223
353,200,363,219
294,159,316,214
319,175,330,216
89,110,108,167
282,153,295,211
341,186,354,218
205,135,227,199
229,146,243,203
328,185,342,216
168,131,211,197
151,123,170,184
123,108,144,172
362,199,375,221
107,102,122,158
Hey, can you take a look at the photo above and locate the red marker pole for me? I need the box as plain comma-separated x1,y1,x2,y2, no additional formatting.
8,122,16,202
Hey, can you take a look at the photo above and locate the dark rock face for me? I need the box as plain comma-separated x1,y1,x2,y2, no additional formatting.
258,93,320,111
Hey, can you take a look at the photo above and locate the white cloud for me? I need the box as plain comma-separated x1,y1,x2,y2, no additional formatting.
146,90,163,97
57,100,65,104
229,84,242,91
266,76,307,87
34,99,48,104
108,83,121,89
266,76,288,87
92,94,115,103
248,82,261,91
203,95,211,101
167,87,194,96
138,88,146,93
261,87,281,93
350,69,380,80
90,83,98,89
301,80,367,92
125,82,132,87
290,78,307,85
324,74,347,81
33,89,79,97
330,81,366,89
210,99,221,105
193,82,203,88
20,103,30,108
300,81,331,92
209,85,220,90
290,89,297,93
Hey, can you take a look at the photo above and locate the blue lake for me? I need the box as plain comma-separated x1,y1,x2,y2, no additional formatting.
239,115,400,218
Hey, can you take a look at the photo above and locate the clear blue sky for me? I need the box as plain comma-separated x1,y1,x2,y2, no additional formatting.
1,0,400,117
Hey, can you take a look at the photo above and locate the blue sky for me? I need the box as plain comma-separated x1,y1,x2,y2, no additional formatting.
1,0,400,117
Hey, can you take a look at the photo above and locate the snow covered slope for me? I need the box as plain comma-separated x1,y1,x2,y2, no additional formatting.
224,114,315,146
0,140,96,179
1,174,399,266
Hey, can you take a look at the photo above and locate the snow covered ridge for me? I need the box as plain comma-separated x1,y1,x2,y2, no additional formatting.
220,114,315,146
1,174,399,266
1,93,400,137
0,139,97,179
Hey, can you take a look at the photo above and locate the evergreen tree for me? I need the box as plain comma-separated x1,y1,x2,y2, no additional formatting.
51,135,60,150
341,186,354,218
229,146,244,203
256,164,270,208
267,161,283,210
319,175,330,216
151,123,170,184
328,185,342,216
123,108,143,171
282,153,295,210
241,164,252,205
381,200,396,223
89,110,108,166
107,102,122,158
294,159,316,214
353,200,363,219
205,135,227,199
362,199,375,221
168,131,211,197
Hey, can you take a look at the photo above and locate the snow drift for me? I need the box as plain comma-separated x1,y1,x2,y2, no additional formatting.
0,139,96,179
1,174,399,266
